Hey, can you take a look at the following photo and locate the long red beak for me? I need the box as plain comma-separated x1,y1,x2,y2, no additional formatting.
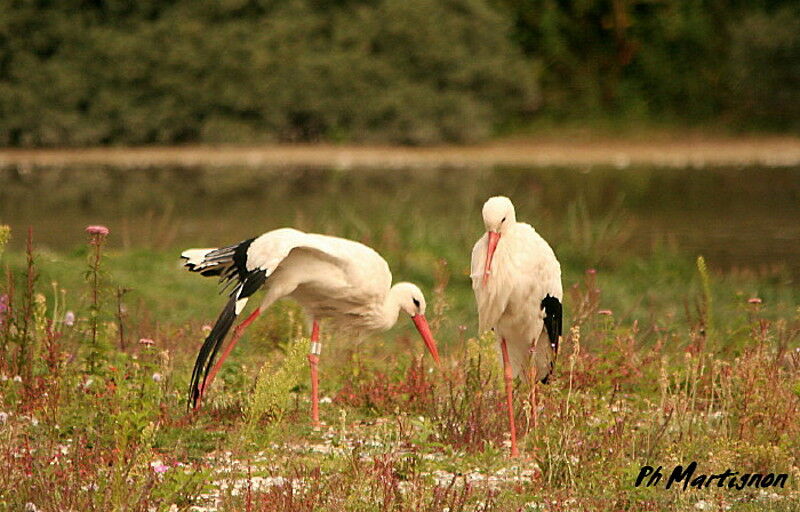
483,231,500,285
412,314,441,365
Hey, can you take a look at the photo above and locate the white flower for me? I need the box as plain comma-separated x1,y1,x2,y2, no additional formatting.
695,500,712,510
24,503,40,512
63,311,75,327
152,373,163,383
0,412,8,424
320,396,332,404
12,375,22,383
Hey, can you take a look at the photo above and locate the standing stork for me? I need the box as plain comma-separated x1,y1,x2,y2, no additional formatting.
182,227,440,425
470,196,562,457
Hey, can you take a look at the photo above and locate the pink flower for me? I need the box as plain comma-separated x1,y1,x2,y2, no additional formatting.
0,294,7,326
150,460,169,473
139,337,155,347
201,324,212,334
587,269,597,275
747,297,762,304
63,311,75,327
85,225,109,236
598,309,613,316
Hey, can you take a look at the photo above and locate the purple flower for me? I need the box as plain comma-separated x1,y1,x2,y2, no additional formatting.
747,297,762,304
139,338,155,347
85,225,109,236
63,311,75,327
598,309,613,316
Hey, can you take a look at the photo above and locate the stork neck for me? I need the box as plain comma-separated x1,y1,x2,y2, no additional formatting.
377,286,403,331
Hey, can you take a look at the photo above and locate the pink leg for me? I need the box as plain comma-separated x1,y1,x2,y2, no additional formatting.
196,307,262,410
308,320,321,426
529,368,539,431
500,338,519,457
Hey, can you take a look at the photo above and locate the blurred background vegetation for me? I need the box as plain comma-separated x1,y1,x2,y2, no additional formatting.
1,0,798,146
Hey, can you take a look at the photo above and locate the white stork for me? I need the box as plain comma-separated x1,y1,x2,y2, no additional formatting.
181,227,440,425
470,196,563,457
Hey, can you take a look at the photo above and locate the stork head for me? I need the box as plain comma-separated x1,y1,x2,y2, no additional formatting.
482,196,516,234
481,196,515,284
391,282,440,365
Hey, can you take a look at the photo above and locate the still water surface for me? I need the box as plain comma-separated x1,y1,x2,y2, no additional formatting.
1,164,798,277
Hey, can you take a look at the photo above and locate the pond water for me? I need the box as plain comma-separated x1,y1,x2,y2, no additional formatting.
1,164,799,278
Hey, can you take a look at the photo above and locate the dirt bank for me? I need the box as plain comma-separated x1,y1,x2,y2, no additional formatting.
2,136,800,168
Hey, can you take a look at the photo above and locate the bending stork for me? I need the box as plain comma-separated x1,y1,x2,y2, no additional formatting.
182,227,440,425
470,196,563,457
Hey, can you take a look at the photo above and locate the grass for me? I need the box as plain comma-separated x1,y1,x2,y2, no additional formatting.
0,174,799,511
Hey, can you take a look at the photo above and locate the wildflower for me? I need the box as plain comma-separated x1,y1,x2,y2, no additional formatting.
139,337,155,347
587,268,597,275
201,324,212,334
0,412,8,423
748,297,762,304
598,309,613,315
63,311,75,326
151,460,169,473
85,225,110,236
24,503,40,512
694,500,712,510
152,373,163,383
0,294,7,326
12,375,22,383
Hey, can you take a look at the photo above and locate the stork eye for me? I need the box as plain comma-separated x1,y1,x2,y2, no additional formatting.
412,298,420,308
501,217,506,222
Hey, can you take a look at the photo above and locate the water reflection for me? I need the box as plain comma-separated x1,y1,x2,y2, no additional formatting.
1,164,798,276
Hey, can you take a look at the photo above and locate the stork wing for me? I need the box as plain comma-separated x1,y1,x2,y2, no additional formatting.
246,229,390,294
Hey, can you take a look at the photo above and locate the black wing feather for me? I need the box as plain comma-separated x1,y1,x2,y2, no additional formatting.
188,292,238,408
541,294,562,355
187,236,266,409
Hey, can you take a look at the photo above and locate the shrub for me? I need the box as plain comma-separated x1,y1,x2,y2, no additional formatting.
725,6,800,130
0,0,539,146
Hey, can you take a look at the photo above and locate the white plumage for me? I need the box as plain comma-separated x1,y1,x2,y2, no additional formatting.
182,228,440,423
470,196,563,456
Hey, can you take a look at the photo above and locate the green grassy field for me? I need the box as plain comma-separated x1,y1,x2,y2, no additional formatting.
0,168,799,511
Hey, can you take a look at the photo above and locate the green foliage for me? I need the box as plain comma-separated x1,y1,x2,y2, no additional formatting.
0,226,9,256
243,334,308,442
0,0,538,146
697,255,714,344
1,1,799,144
726,6,800,130
493,0,800,126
